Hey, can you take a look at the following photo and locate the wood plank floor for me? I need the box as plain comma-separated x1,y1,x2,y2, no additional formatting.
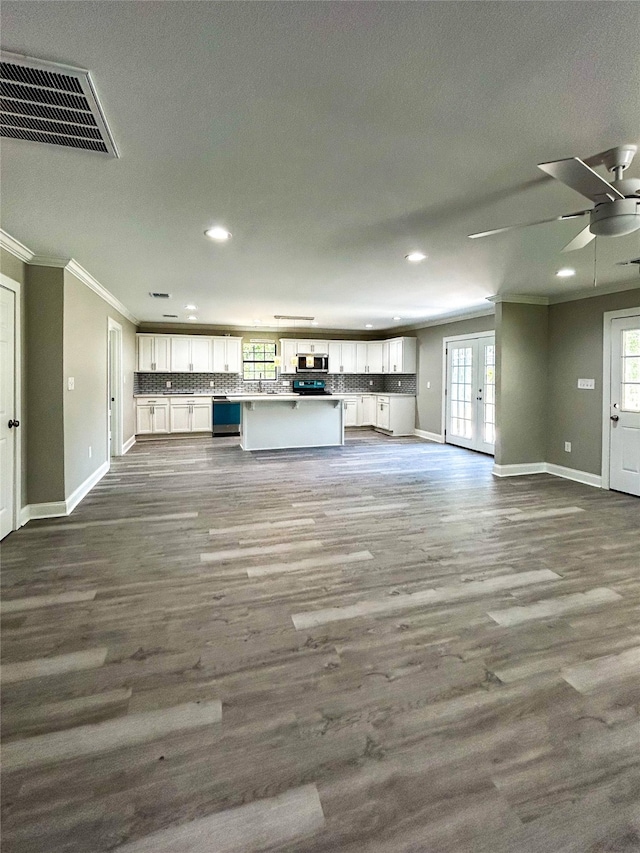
1,431,639,852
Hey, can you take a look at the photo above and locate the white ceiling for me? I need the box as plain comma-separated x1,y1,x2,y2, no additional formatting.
2,1,640,331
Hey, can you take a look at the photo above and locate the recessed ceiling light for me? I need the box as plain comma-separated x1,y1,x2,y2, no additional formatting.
556,268,576,278
405,251,427,263
204,226,232,242
187,315,198,321
365,324,373,329
184,304,198,311
393,316,402,321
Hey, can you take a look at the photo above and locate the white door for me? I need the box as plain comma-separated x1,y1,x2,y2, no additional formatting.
154,336,171,371
137,335,155,371
191,337,211,372
0,287,16,539
341,342,357,374
367,342,384,374
171,337,192,372
328,341,342,373
170,403,192,433
281,340,297,374
226,339,242,374
609,317,640,496
152,403,170,434
108,329,115,456
388,339,402,373
446,335,495,455
343,398,358,427
359,394,375,426
376,397,390,430
192,402,213,432
136,404,154,434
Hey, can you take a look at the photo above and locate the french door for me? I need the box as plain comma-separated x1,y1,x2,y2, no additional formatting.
0,286,16,539
445,334,495,455
609,315,640,496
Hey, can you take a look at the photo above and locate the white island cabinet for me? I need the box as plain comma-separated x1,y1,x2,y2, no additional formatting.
235,395,344,451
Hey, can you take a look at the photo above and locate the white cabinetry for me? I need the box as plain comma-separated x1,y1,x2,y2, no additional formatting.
356,342,384,374
295,340,328,354
374,395,415,436
376,395,391,430
170,336,212,372
386,337,417,373
169,397,213,433
137,336,170,372
357,394,376,426
135,397,170,434
328,341,357,374
280,340,298,374
212,337,242,373
342,396,358,427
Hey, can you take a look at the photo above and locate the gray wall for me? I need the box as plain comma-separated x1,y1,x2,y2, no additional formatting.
547,287,640,475
25,265,66,504
495,302,548,466
412,314,495,435
63,269,137,500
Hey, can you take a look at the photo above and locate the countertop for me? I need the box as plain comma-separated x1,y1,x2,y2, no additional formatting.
134,391,416,399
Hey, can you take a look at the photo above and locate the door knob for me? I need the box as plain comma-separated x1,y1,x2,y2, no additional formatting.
8,419,19,428
610,415,619,422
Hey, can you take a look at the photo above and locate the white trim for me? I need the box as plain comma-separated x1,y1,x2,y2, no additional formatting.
123,435,136,454
65,460,110,514
66,260,139,325
19,505,31,526
487,294,550,305
549,282,640,305
0,229,34,262
23,501,68,521
392,307,495,333
1,272,23,531
492,460,602,488
108,318,124,456
601,305,640,491
414,428,444,443
29,256,139,325
545,463,602,489
442,329,495,344
492,462,546,477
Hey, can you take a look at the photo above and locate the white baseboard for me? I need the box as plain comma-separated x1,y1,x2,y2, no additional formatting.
122,435,136,454
66,460,110,514
493,461,602,489
492,462,546,478
22,460,110,522
414,428,444,443
545,463,602,489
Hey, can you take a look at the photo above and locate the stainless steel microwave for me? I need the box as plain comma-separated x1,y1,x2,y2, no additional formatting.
296,353,329,372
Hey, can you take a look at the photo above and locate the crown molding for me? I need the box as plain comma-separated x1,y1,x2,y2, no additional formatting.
394,307,495,333
30,255,70,268
0,229,34,262
547,280,640,304
487,294,550,305
65,260,139,325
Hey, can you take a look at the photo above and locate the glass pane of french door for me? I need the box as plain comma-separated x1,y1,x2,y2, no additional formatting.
446,335,495,455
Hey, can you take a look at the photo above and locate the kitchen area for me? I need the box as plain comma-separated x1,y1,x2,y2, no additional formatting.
133,333,418,451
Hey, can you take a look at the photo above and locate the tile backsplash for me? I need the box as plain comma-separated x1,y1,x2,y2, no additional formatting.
134,372,417,395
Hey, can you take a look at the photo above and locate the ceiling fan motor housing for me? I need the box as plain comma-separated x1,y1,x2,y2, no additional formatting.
590,197,640,237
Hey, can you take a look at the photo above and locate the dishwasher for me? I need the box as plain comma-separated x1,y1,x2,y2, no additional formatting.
212,397,241,436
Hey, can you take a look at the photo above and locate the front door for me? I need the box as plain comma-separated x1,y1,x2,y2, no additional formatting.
609,316,640,496
446,334,495,455
0,286,16,539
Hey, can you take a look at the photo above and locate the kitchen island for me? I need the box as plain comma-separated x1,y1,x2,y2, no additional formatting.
230,394,344,451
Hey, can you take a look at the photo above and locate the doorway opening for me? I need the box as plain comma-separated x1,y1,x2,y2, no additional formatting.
443,331,495,456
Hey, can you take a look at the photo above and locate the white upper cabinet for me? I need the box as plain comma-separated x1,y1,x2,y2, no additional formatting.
280,340,298,374
295,340,328,354
211,337,242,373
170,335,211,372
328,341,357,374
386,337,417,373
137,335,170,372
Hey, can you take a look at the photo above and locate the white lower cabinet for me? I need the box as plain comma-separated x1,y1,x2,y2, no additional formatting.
135,398,170,435
374,395,415,435
170,397,213,433
376,396,391,430
136,396,212,435
342,396,358,427
357,394,376,426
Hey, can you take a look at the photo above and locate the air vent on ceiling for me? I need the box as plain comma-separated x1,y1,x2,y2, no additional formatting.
163,314,179,318
0,51,118,156
149,292,171,299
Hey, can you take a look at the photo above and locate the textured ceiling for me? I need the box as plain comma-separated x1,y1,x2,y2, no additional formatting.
2,1,639,330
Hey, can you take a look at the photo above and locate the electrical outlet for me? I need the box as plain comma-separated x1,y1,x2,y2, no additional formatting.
398,381,401,387
88,445,92,458
209,380,214,387
166,380,172,388
427,381,431,389
369,380,373,386
564,441,571,452
67,377,75,391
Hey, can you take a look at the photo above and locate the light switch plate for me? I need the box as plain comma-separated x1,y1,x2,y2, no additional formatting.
67,377,75,391
577,378,595,390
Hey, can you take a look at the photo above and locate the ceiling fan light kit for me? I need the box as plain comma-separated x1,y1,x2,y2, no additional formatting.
468,143,640,252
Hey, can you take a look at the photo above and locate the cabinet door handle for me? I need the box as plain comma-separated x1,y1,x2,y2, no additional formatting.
151,406,154,415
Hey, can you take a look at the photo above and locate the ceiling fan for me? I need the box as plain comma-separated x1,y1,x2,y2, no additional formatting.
469,144,640,252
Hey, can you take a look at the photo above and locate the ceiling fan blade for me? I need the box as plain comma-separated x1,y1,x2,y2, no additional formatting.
561,226,595,253
538,157,625,203
468,210,589,240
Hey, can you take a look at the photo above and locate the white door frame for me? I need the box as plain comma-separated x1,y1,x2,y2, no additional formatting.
602,305,640,490
1,272,22,531
107,317,124,456
441,330,494,444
